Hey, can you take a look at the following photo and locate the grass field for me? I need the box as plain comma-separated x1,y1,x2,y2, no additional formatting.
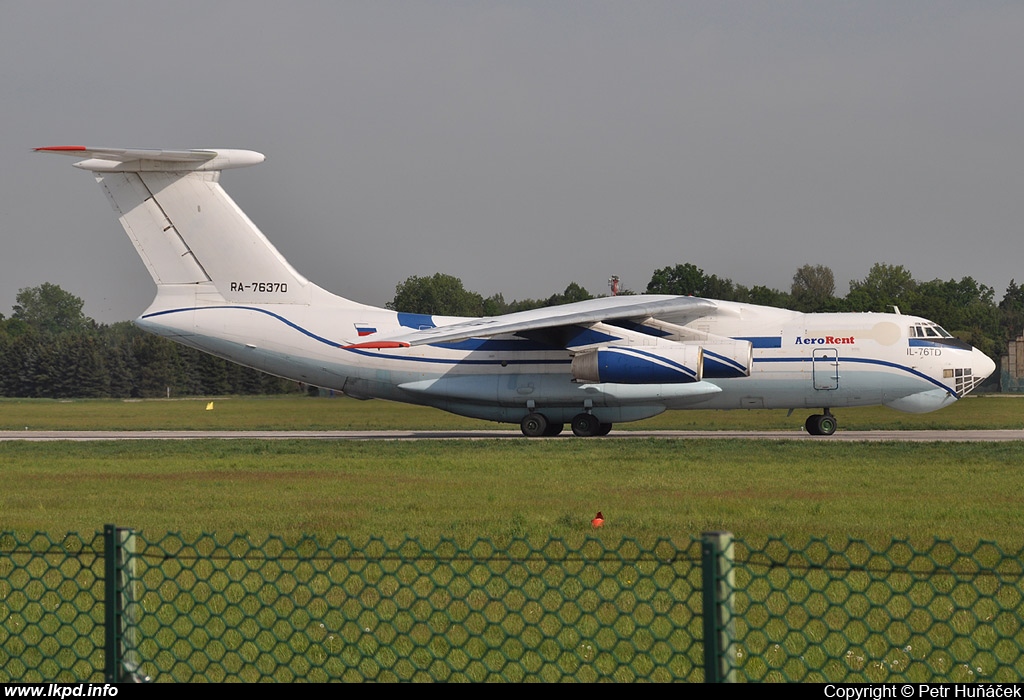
3,395,1024,682
1,392,1022,545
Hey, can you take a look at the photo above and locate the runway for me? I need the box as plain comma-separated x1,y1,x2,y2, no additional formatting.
1,429,1021,441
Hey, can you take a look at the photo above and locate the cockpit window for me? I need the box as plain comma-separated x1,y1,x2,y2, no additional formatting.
911,322,953,338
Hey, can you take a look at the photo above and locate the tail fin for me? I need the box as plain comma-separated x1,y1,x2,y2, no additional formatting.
36,146,312,305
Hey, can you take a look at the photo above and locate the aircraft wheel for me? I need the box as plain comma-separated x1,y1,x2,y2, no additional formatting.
521,413,549,437
596,423,613,436
805,413,837,436
571,413,600,437
543,422,564,437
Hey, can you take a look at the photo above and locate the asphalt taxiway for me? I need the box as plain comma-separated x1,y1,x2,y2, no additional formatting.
0,430,1021,441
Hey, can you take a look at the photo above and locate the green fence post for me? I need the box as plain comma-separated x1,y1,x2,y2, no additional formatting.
702,531,736,683
103,524,149,683
103,525,120,682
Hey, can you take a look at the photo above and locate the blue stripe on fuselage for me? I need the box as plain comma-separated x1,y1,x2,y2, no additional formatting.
433,337,563,352
737,336,782,349
397,312,436,330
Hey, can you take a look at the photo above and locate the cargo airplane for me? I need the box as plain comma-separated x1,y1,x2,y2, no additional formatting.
37,146,996,436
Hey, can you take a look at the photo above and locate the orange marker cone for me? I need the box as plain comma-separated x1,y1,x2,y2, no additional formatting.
591,511,604,528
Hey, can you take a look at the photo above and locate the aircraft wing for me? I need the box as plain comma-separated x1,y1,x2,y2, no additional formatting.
347,294,717,348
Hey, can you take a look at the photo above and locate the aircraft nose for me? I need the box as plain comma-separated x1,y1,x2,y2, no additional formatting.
970,350,995,382
972,348,996,388
951,348,996,398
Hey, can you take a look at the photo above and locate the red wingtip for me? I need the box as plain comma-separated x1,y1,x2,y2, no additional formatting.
35,145,87,152
342,340,411,350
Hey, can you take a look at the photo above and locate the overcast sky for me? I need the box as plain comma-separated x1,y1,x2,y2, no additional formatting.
3,2,1022,323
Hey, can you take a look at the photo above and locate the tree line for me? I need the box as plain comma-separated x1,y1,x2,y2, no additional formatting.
0,283,295,399
3,262,1020,398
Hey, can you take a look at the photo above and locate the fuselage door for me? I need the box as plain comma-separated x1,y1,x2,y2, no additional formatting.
812,348,839,390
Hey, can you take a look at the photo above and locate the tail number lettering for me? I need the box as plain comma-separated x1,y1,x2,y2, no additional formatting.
230,282,289,293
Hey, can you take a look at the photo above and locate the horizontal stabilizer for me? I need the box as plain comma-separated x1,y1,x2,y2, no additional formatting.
35,146,264,172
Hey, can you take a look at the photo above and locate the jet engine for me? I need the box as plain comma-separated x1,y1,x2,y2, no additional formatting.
571,346,703,384
633,318,753,379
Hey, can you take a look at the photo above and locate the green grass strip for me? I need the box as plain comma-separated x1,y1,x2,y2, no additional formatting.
1,394,1021,431
2,439,1022,546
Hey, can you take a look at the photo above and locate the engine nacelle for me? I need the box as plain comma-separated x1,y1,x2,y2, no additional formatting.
634,318,753,379
699,339,753,378
571,346,703,384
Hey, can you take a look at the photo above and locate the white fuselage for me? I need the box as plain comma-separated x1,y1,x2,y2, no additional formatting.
38,145,996,433
137,285,995,425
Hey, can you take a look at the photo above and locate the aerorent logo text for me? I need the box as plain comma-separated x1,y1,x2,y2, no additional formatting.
794,335,855,345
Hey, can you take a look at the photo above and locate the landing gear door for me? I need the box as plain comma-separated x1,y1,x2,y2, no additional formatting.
813,348,839,390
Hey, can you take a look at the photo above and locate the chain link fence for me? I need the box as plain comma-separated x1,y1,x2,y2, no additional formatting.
2,528,1023,682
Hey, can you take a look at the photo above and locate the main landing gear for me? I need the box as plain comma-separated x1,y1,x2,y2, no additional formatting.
520,412,611,437
805,408,837,436
569,412,613,437
520,413,564,437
